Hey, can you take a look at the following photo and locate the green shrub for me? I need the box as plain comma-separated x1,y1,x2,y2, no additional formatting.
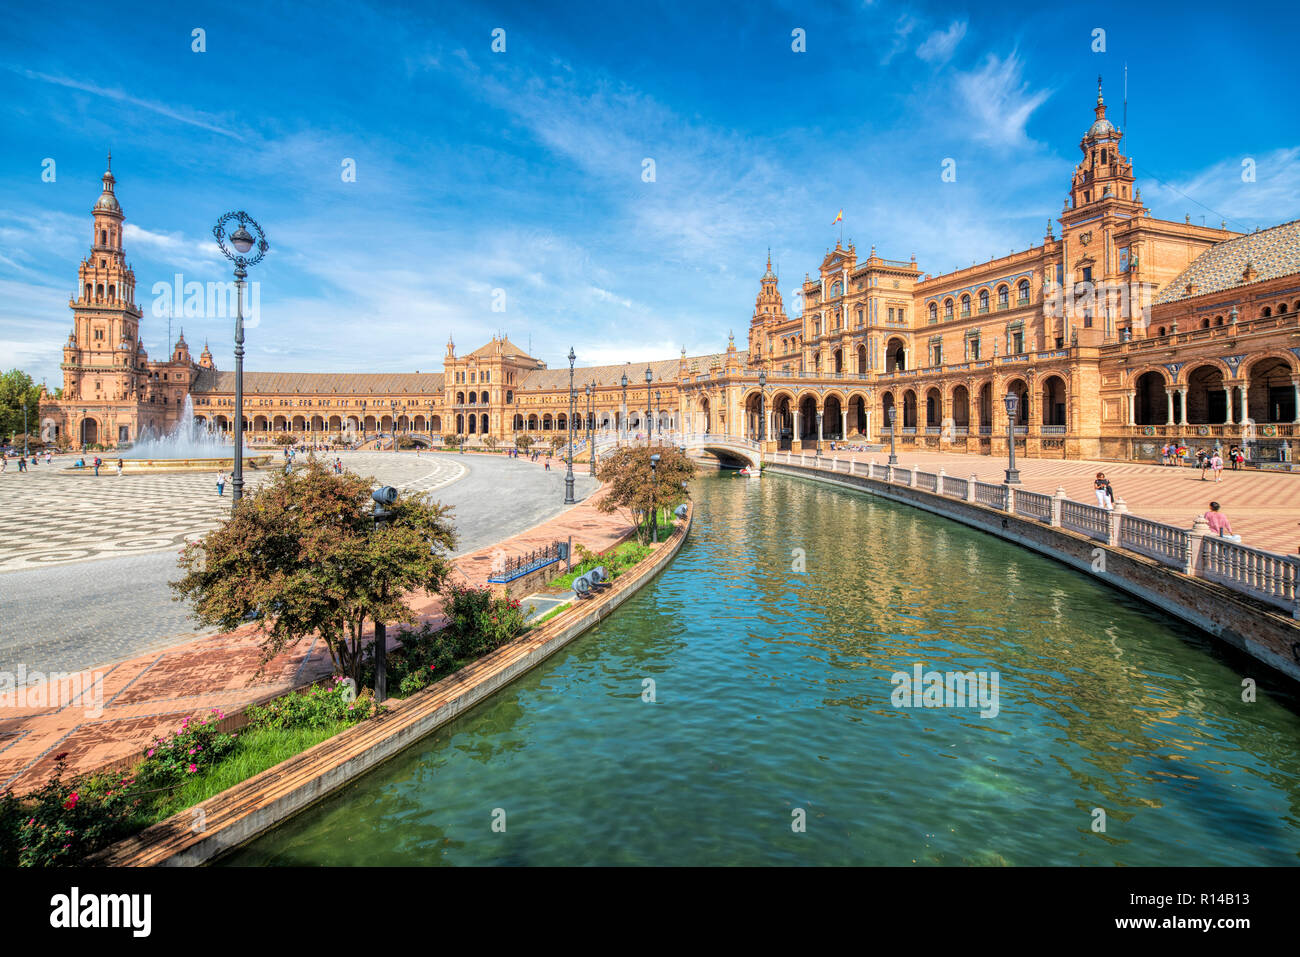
134,709,237,791
442,584,526,658
245,677,378,731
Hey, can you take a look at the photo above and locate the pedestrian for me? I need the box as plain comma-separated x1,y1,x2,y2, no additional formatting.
1093,472,1114,511
1,456,6,474
116,458,124,477
17,457,25,472
1160,443,1170,466
44,450,51,465
1210,450,1223,482
1204,501,1240,542
1197,448,1211,480
93,456,100,477
1234,446,1246,470
216,471,226,496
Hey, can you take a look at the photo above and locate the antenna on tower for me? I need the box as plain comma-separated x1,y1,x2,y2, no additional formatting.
167,304,173,356
1122,63,1128,152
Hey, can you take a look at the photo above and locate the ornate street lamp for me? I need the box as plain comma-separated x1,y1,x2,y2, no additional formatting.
565,347,576,504
22,401,29,457
620,372,628,446
1003,391,1022,485
887,405,898,465
655,390,661,445
213,211,269,506
645,365,653,445
758,370,767,444
650,452,661,543
586,382,596,476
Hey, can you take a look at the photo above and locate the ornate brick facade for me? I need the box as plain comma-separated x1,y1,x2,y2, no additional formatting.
38,86,1300,462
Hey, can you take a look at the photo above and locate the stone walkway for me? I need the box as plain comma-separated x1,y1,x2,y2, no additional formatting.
0,481,632,794
810,448,1300,554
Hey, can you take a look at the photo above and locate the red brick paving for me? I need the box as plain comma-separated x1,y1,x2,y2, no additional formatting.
0,487,631,793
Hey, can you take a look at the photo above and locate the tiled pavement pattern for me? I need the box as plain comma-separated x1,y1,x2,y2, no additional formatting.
0,471,631,793
823,449,1300,554
0,452,466,572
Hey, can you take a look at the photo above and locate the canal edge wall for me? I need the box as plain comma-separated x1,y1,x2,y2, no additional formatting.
766,463,1300,684
96,505,694,867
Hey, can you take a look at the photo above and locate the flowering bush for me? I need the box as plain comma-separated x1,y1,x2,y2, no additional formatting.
441,584,526,658
246,677,379,731
134,710,236,790
0,755,142,867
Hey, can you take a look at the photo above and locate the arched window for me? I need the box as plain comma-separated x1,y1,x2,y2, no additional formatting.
856,308,864,327
979,290,989,312
997,285,1009,308
960,295,971,317
929,303,938,322
1017,280,1030,304
1262,307,1272,318
100,229,107,245
1280,303,1289,315
831,281,842,298
943,299,953,319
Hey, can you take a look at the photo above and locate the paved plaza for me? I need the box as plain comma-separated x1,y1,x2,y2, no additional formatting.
0,451,596,680
0,479,630,794
822,448,1300,554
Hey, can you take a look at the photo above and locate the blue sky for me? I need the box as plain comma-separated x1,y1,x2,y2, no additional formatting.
3,0,1298,386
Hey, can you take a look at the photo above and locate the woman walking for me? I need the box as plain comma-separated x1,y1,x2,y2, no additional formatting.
216,471,226,497
1094,472,1114,511
1210,450,1223,482
116,458,124,477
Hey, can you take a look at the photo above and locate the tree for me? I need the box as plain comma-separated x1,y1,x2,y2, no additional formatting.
595,446,696,544
443,433,463,449
172,458,457,683
549,434,566,454
515,434,534,452
0,370,43,443
482,434,498,451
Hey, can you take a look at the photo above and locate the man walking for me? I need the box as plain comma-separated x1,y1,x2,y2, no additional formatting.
216,471,226,496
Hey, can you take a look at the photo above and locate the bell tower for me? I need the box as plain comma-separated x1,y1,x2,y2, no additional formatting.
1066,78,1138,212
64,153,144,405
748,251,787,366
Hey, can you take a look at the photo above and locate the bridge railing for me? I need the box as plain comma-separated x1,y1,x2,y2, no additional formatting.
762,451,1300,618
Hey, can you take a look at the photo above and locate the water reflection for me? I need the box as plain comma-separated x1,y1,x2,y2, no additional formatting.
226,472,1300,866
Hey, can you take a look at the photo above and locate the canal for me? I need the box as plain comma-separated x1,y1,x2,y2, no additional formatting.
225,472,1300,865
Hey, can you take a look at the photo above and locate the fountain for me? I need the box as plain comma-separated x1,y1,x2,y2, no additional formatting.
64,397,273,474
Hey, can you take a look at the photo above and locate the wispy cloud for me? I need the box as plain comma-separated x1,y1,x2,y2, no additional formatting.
9,67,243,140
953,52,1052,150
916,21,968,64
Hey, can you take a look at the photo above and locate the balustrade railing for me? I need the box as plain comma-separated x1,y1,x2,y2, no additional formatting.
941,474,968,498
974,481,1007,510
762,452,1299,617
1015,489,1053,522
1060,500,1110,542
1120,514,1189,569
1199,537,1298,613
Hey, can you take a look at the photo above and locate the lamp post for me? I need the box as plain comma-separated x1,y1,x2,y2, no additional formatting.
1003,391,1022,484
565,347,576,504
645,366,653,445
758,371,767,445
620,372,628,446
586,382,596,475
370,486,398,702
213,211,269,506
655,390,661,445
22,401,28,457
650,452,661,543
887,405,898,464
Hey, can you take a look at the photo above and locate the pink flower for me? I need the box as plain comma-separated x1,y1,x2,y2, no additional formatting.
63,792,79,810
187,763,198,773
146,748,154,758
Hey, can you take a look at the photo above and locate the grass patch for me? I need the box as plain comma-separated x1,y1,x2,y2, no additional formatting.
548,539,654,590
529,603,571,627
148,721,349,824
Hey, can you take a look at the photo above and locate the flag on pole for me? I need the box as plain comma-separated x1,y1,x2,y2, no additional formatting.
831,209,843,225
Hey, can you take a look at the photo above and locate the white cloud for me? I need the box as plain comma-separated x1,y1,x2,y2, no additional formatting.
880,14,919,66
1140,147,1300,231
8,68,244,140
916,21,968,64
953,52,1052,150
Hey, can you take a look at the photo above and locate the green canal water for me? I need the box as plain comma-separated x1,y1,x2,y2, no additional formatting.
225,472,1300,866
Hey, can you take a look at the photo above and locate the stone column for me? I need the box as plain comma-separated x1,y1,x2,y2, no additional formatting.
1292,378,1300,424
865,407,873,442
1239,381,1249,424
1178,388,1189,426
1186,515,1210,577
1127,391,1136,426
841,409,847,440
1224,387,1234,426
1165,388,1175,425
